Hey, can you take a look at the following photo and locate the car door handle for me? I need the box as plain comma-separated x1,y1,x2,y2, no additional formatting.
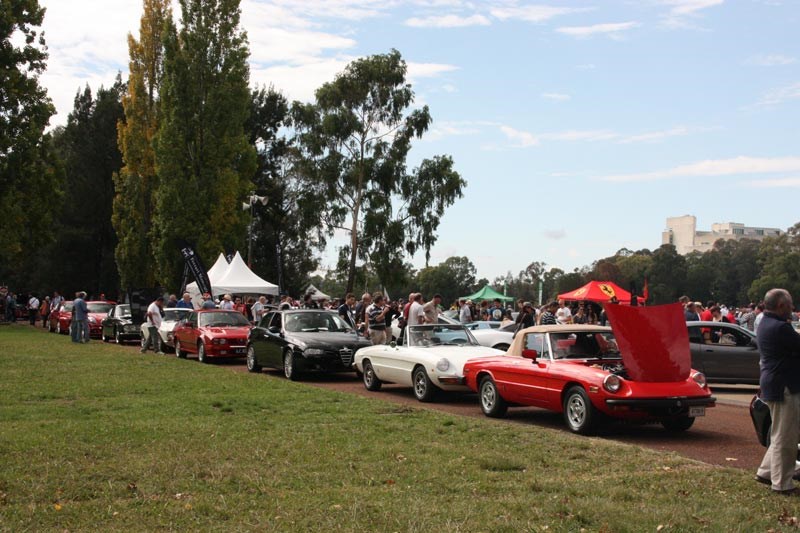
704,349,713,352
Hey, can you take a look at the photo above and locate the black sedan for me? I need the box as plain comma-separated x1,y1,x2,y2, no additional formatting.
687,321,759,384
101,304,143,344
246,309,372,380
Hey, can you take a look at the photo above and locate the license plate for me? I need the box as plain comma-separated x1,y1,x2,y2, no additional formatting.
235,348,246,354
689,406,705,417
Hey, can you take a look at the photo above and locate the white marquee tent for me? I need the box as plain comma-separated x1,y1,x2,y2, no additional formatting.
186,251,279,299
304,284,331,301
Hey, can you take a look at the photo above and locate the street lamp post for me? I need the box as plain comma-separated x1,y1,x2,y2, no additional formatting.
242,193,268,268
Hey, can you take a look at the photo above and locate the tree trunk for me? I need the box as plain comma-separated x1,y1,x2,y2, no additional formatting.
345,206,360,294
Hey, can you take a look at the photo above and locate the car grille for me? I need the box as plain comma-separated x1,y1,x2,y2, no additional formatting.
339,348,354,367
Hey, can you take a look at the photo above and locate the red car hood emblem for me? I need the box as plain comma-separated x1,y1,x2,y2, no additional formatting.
604,303,690,382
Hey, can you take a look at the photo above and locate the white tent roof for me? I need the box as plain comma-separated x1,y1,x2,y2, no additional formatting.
186,251,279,297
211,251,279,296
305,284,331,301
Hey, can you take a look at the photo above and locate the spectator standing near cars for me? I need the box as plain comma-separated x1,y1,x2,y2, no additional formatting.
338,293,356,329
141,296,165,354
165,294,178,308
540,302,559,325
422,294,442,324
5,292,17,322
27,293,40,326
556,299,572,324
684,302,701,321
39,296,50,328
51,291,63,314
220,294,234,310
251,296,267,323
755,289,800,494
354,293,372,337
72,292,89,343
517,302,536,330
459,299,472,323
407,293,425,326
367,294,390,345
201,293,216,310
754,303,766,332
176,292,194,309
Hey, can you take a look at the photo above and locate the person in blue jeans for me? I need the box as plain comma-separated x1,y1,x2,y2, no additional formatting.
71,292,89,343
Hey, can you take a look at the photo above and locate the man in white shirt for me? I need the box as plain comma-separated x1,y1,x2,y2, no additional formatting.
407,293,425,326
459,299,472,323
141,296,165,354
27,294,40,326
251,296,267,323
422,294,442,324
556,299,572,325
220,294,234,310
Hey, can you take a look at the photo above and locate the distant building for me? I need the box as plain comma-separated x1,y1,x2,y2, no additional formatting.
662,215,783,255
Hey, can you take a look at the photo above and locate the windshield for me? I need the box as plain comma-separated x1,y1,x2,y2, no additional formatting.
406,324,478,347
87,303,113,314
116,304,132,318
199,311,251,327
63,303,74,312
284,311,353,333
164,309,191,321
550,331,620,360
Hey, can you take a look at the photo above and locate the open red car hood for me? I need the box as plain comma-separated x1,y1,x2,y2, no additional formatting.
604,302,690,382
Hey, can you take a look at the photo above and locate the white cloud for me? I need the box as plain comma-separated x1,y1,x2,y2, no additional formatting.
541,129,617,141
541,92,570,101
659,0,723,28
598,156,800,182
425,121,481,141
489,5,589,23
407,62,460,80
556,21,640,38
500,125,539,147
745,54,796,67
252,58,351,102
756,82,800,106
742,177,800,188
405,14,490,28
618,126,691,144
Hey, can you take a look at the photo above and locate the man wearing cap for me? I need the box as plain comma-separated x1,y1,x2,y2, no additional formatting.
459,299,472,323
220,294,234,310
141,296,165,354
518,302,536,329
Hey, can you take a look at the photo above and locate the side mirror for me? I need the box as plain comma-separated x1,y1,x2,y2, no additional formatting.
522,349,538,360
268,326,281,334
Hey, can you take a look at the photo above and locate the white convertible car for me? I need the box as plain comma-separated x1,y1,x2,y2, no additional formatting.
470,322,516,351
353,323,505,402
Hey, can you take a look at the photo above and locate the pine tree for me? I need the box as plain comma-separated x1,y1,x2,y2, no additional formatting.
153,0,256,288
0,0,58,284
113,0,171,290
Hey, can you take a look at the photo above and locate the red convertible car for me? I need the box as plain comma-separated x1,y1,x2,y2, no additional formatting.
462,303,715,434
173,310,253,363
48,300,74,334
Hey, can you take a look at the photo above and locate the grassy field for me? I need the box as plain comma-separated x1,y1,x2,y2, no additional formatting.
0,325,797,532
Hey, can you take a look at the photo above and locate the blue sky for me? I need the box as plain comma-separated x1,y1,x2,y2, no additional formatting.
39,0,800,281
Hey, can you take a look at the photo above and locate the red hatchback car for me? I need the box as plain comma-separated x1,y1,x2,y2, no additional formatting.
173,309,253,363
49,300,114,337
462,303,716,435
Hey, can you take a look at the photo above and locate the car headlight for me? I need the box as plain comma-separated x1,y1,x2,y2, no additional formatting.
691,371,707,389
89,317,97,324
305,348,324,356
436,358,450,372
212,338,227,345
603,374,622,393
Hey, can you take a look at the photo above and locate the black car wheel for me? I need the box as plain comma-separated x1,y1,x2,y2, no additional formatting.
284,351,300,381
661,417,695,432
198,342,208,363
175,340,187,359
115,329,123,344
362,360,382,391
412,366,438,402
479,376,507,418
563,386,597,435
246,345,261,373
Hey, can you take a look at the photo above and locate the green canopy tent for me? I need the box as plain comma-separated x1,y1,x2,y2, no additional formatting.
460,285,515,303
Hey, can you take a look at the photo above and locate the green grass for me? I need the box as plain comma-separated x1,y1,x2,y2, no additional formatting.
0,325,797,531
